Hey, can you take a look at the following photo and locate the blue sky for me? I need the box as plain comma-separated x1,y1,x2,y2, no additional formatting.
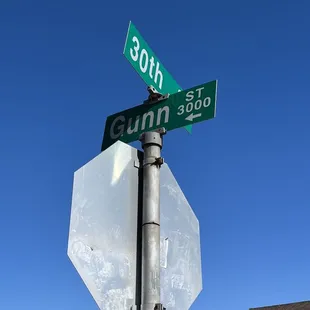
1,0,310,309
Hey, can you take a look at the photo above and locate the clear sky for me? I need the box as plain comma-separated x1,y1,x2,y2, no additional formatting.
1,0,310,309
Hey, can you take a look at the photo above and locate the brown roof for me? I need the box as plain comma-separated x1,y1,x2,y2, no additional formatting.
250,301,310,310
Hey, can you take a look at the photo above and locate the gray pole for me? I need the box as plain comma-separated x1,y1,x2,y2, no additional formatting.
140,130,165,310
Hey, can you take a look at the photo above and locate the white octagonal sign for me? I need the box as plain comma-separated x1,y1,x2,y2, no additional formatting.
67,141,202,309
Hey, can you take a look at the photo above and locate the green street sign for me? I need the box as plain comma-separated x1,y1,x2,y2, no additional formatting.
123,21,192,133
101,80,217,151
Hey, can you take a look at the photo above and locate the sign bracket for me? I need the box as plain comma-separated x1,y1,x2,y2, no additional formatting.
143,85,170,105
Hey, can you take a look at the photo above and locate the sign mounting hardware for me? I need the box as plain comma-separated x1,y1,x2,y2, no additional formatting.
144,85,170,105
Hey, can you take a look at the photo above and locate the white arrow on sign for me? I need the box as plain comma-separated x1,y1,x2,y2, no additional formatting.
185,113,202,122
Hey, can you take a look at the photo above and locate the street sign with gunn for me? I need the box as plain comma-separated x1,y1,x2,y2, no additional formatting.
123,21,192,133
101,80,217,151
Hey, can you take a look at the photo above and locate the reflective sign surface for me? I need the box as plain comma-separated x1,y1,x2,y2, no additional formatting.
68,141,139,309
68,141,202,309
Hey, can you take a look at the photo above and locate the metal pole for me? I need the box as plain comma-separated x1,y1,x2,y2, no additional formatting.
140,130,165,310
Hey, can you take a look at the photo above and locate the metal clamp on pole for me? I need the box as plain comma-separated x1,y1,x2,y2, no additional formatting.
143,85,169,105
139,129,166,310
143,156,164,167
